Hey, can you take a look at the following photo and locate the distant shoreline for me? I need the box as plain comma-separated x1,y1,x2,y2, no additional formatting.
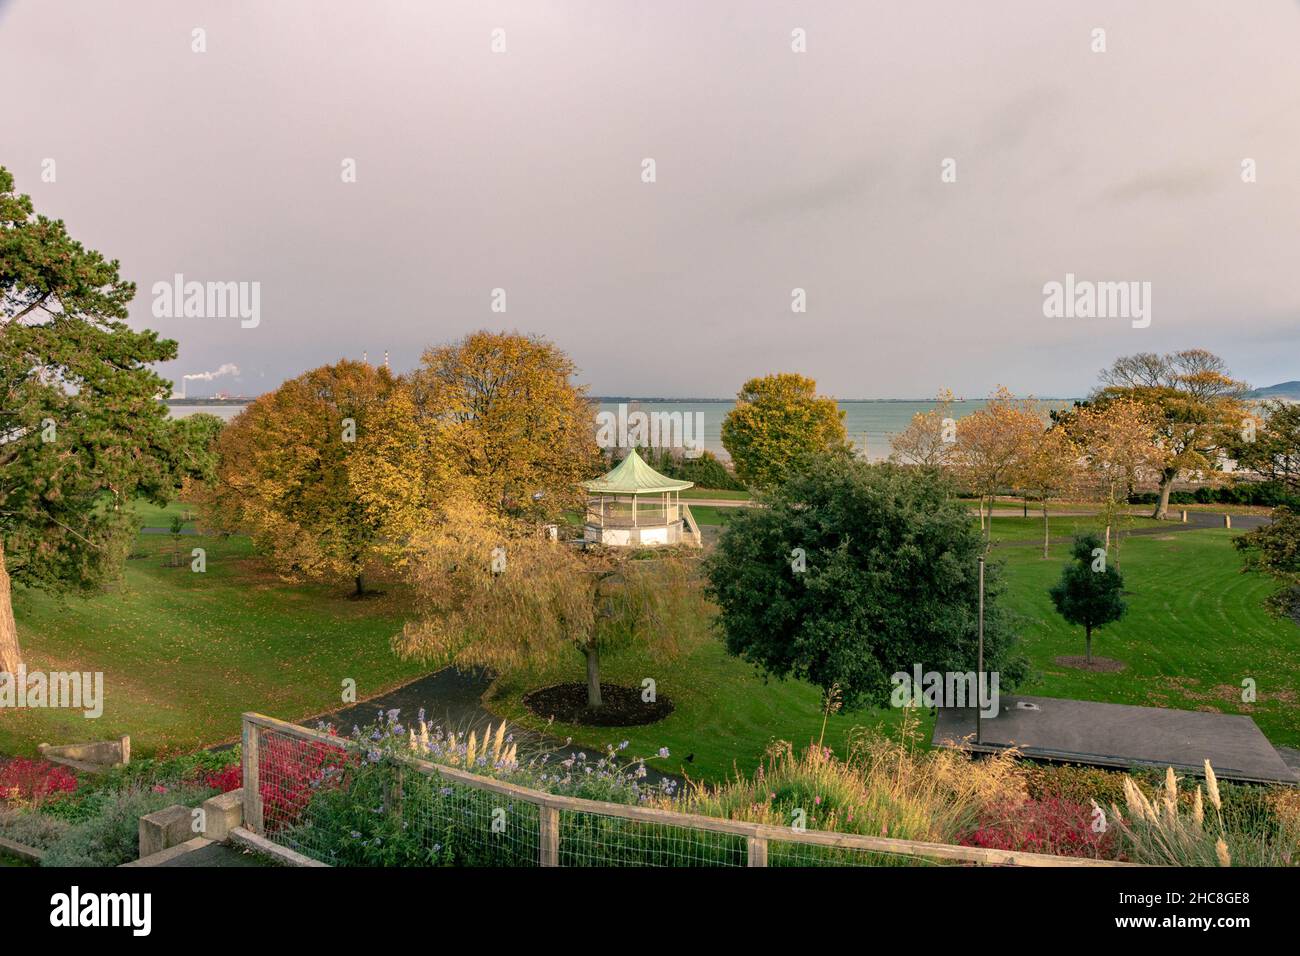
163,396,1084,406
590,396,1083,404
163,398,252,406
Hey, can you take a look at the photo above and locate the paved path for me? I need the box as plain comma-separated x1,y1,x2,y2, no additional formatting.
153,842,270,867
936,696,1299,785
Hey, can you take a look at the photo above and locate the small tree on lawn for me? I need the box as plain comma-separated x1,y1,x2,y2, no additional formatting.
952,386,1044,548
393,500,707,710
704,455,1027,711
889,389,958,471
1016,424,1081,559
1064,398,1167,567
1049,533,1128,665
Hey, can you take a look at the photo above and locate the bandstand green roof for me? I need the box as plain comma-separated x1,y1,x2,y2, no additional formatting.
581,448,694,495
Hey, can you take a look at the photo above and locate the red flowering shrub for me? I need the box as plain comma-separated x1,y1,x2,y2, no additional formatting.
0,758,78,806
960,797,1118,860
201,764,243,793
258,730,353,833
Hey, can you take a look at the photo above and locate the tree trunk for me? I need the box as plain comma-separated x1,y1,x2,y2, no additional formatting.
1153,473,1175,520
1085,625,1092,664
0,539,22,675
584,646,602,709
1042,500,1050,559
354,574,364,597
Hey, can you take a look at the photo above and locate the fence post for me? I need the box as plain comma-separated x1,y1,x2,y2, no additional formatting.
242,715,263,834
747,835,769,867
539,804,559,867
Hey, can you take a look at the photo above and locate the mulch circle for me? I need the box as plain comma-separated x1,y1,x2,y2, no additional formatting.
1054,655,1127,672
522,682,674,727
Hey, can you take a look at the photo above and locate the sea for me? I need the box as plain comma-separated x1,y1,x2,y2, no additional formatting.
168,398,1077,462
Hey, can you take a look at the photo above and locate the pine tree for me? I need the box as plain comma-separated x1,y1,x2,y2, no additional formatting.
1049,532,1128,664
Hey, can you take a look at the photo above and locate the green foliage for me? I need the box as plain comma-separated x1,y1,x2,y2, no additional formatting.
40,785,214,867
288,760,539,866
0,805,71,851
0,165,194,599
41,747,240,823
1024,763,1154,808
1234,507,1300,577
281,717,678,866
1234,506,1300,621
1048,533,1128,658
704,457,1026,710
1128,482,1299,509
636,447,745,491
720,373,850,490
1232,400,1300,493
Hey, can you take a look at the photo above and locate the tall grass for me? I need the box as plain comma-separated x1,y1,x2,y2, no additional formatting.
1111,761,1298,867
681,708,1024,846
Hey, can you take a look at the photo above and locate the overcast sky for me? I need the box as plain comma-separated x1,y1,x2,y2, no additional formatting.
2,0,1297,398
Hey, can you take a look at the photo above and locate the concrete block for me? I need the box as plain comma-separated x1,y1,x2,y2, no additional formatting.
200,789,243,842
39,735,130,772
139,804,194,858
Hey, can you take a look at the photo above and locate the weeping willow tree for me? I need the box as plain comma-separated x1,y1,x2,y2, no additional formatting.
394,501,707,709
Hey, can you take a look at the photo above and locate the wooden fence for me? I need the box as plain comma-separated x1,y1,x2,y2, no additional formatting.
241,712,1131,868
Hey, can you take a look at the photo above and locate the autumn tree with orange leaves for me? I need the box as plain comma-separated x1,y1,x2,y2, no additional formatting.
953,387,1045,548
198,360,396,596
1063,398,1168,566
1016,424,1081,559
889,390,958,470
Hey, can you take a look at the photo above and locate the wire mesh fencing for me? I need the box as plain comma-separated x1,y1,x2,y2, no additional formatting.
241,713,1132,868
248,720,539,866
557,808,748,867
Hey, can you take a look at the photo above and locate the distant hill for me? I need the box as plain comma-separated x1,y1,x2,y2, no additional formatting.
1247,381,1300,401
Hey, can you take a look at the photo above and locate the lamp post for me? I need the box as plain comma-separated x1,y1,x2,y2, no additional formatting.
976,555,985,746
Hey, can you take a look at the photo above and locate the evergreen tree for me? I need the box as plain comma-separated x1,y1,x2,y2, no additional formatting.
1049,532,1128,664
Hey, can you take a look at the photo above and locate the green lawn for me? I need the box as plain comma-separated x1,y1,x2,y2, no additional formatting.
680,488,752,501
7,504,1296,788
130,499,194,528
994,526,1300,749
4,529,426,758
488,524,1300,782
984,514,1166,543
686,505,738,527
486,641,922,785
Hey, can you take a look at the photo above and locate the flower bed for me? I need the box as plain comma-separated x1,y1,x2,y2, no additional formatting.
0,759,78,807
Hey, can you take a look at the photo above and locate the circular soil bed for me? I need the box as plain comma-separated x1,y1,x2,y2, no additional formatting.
1054,655,1127,672
522,682,674,727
